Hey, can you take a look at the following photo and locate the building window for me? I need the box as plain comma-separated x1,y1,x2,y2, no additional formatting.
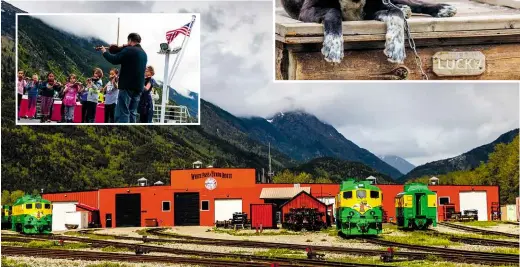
162,201,171,212
201,200,209,211
439,197,450,205
343,191,353,199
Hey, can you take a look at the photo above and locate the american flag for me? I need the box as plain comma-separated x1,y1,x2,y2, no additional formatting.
166,22,192,44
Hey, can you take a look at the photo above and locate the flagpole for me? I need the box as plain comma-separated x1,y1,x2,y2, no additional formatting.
167,15,196,97
160,53,170,123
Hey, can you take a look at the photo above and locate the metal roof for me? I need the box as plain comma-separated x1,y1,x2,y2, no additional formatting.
259,187,311,199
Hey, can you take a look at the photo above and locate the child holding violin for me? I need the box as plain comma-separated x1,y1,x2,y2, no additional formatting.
39,72,62,123
102,68,119,123
62,74,82,123
83,68,103,123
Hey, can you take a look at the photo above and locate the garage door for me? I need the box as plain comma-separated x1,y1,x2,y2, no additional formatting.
214,199,242,222
174,192,200,226
459,191,488,221
115,194,141,227
52,202,78,231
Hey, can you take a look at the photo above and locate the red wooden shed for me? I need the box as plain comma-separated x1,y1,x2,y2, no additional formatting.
280,191,327,224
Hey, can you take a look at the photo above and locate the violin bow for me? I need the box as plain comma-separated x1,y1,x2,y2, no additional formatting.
116,17,120,46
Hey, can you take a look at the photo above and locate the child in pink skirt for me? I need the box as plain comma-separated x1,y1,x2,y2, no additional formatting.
63,74,82,123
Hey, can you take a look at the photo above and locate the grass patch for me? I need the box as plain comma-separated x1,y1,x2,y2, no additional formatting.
458,221,501,228
489,247,520,255
253,248,305,259
214,256,245,262
212,227,300,236
3,240,89,250
1,257,31,267
382,223,398,234
320,227,339,236
382,232,458,247
134,228,150,236
230,250,250,255
64,231,115,240
86,263,132,267
100,246,132,253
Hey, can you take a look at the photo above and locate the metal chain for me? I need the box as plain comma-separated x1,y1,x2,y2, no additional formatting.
382,0,429,80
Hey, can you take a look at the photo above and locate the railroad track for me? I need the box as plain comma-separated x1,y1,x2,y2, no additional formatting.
145,228,518,265
430,232,519,247
438,222,520,238
4,228,517,265
365,238,520,263
1,235,383,267
1,245,267,267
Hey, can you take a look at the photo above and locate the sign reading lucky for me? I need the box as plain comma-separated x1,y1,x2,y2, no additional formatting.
432,51,486,77
191,171,233,180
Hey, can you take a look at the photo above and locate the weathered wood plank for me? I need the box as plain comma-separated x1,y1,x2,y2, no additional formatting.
282,44,520,80
277,35,520,51
277,14,520,38
276,29,520,44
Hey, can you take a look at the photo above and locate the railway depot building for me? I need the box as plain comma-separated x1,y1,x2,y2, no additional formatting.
43,168,500,230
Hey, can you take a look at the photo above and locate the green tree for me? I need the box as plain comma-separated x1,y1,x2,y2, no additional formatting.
315,177,332,183
409,136,519,204
9,190,25,205
273,170,295,183
1,190,11,205
294,172,313,183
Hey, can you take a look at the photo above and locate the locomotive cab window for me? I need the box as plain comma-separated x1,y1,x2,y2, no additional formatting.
44,204,51,209
356,190,366,198
370,191,379,198
343,191,353,199
25,204,32,209
35,203,42,209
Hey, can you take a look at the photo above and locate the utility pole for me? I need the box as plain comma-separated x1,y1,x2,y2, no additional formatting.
268,143,274,183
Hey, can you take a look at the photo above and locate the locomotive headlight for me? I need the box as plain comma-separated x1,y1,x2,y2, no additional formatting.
349,211,354,216
370,211,375,216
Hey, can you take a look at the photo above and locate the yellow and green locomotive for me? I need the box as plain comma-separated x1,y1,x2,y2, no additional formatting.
335,179,383,236
11,195,52,234
395,183,437,230
2,205,12,229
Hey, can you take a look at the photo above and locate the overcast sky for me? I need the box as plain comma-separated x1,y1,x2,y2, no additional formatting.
8,1,520,166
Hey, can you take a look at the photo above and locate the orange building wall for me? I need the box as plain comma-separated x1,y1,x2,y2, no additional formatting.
43,168,500,227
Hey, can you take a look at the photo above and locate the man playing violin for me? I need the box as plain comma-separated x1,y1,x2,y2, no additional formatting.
99,33,147,123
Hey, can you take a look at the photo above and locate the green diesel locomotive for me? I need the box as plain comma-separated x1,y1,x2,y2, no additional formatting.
395,183,437,230
335,179,383,236
2,205,12,229
11,195,52,234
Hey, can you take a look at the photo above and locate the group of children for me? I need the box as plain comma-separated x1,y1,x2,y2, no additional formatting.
17,66,156,123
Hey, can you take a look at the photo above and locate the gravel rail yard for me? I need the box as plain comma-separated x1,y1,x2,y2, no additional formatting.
438,222,520,238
